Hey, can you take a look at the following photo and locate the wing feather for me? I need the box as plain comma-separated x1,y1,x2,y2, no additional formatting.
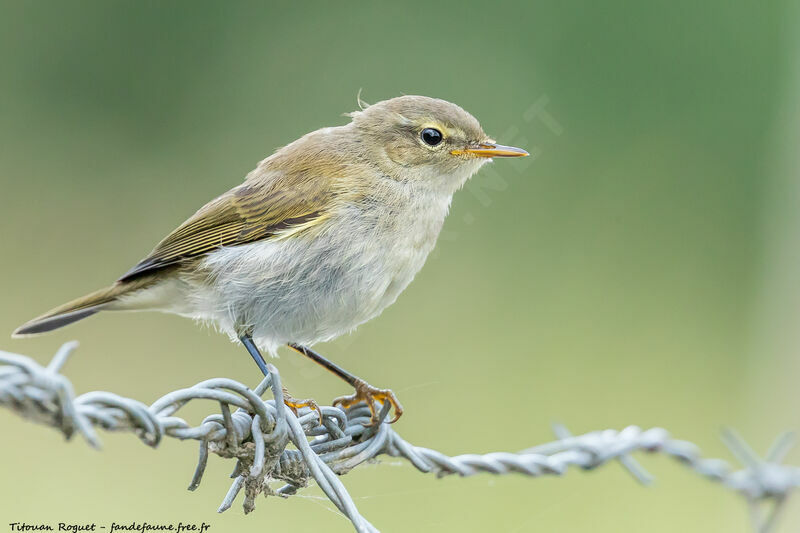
119,172,329,281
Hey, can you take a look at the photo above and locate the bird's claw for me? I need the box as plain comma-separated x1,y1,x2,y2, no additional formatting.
333,379,403,425
282,386,323,425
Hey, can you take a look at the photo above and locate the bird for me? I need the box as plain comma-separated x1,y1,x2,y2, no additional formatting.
13,95,528,424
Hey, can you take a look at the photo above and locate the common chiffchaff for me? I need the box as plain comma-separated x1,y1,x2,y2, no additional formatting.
14,95,528,422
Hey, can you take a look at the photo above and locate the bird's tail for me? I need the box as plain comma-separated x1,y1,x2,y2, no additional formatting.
12,277,156,337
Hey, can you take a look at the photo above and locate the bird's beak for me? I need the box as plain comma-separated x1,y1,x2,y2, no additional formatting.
451,142,529,158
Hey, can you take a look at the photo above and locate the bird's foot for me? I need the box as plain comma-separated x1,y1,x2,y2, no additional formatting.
282,386,323,425
333,378,403,425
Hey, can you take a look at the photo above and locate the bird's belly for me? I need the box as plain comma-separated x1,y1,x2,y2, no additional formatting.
183,220,436,355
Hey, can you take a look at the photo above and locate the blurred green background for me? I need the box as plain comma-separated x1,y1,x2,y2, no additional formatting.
1,1,798,531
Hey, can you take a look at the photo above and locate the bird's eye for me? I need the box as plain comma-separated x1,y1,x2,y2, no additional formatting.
420,128,443,146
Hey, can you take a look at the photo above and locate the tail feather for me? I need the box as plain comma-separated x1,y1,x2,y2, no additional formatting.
12,277,156,337
13,306,105,336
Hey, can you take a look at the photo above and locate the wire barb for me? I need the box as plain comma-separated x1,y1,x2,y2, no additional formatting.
0,344,798,533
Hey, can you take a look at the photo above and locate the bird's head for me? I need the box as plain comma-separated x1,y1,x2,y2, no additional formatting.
346,95,528,192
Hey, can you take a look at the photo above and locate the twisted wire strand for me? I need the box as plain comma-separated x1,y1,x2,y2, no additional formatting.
1,343,797,533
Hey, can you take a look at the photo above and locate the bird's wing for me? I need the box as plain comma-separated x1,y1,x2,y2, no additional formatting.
119,172,332,281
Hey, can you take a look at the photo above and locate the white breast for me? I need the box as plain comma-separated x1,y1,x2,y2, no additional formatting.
176,180,454,356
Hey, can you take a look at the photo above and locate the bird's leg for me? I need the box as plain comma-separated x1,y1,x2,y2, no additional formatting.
287,343,403,424
241,334,269,376
240,335,322,424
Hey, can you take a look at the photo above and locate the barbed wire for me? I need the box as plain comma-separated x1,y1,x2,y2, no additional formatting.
0,342,797,533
